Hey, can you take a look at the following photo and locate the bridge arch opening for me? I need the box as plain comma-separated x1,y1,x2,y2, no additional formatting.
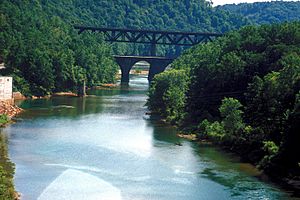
114,56,174,84
130,61,150,76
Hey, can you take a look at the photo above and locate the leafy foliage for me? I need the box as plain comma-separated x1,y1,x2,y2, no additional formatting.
147,69,189,124
0,0,118,96
199,98,245,143
218,1,300,25
219,98,245,136
0,114,9,126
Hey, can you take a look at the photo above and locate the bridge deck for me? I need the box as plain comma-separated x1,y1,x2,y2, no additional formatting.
113,55,174,60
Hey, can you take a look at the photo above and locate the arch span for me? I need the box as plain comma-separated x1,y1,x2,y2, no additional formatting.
130,61,150,75
114,56,174,84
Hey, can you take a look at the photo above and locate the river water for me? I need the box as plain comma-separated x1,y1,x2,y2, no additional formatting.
3,76,297,199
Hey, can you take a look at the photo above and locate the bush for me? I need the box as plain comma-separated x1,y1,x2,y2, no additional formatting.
198,119,225,142
219,98,245,137
259,141,280,169
0,114,9,126
198,98,245,142
147,69,189,124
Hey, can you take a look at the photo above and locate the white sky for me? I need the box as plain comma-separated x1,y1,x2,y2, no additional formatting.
212,0,300,6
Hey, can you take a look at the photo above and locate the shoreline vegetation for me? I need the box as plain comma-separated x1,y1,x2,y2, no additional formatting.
0,133,20,200
147,22,300,197
175,131,300,194
0,101,22,200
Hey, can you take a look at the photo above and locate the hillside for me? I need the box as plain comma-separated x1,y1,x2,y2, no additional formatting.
217,1,300,24
37,0,249,56
39,0,246,32
1,0,300,97
0,0,248,96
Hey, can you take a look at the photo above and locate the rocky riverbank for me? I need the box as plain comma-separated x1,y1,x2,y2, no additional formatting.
176,133,197,141
51,92,78,97
0,101,23,119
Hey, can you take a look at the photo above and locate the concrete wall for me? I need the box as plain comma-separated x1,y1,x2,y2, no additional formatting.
0,77,13,100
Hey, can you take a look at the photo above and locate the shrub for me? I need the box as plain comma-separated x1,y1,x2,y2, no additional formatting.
0,115,9,126
147,69,189,124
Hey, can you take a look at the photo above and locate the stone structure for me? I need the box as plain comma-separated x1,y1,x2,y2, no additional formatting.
114,56,174,83
0,77,13,101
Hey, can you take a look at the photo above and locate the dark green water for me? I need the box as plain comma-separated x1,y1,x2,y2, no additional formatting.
3,76,297,199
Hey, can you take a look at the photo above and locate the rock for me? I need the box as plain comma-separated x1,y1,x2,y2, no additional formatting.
14,192,21,200
13,92,26,100
176,133,197,141
175,142,183,146
0,101,23,118
52,92,78,97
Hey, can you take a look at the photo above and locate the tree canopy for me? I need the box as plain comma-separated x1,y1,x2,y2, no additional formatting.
218,1,300,25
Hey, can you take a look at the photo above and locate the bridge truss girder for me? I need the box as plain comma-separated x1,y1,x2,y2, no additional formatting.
74,26,223,46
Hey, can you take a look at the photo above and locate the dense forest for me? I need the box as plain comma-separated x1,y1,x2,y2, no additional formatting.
0,0,250,97
0,1,119,97
218,1,300,25
147,22,300,186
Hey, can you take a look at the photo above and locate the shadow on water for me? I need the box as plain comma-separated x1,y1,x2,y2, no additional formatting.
144,114,182,145
15,97,104,119
194,143,300,199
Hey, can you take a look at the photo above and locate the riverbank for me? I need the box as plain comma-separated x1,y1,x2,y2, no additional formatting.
176,130,300,197
0,100,22,200
92,83,118,90
0,133,20,200
0,101,23,121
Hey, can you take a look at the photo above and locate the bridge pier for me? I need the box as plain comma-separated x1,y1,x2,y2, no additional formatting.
115,58,136,84
148,61,171,82
120,67,130,84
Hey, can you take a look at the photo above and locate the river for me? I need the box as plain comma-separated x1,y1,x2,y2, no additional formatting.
2,75,297,199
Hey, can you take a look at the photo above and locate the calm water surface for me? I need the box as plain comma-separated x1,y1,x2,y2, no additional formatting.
3,76,297,199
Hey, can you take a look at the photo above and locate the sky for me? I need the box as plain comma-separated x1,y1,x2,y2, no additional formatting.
212,0,300,6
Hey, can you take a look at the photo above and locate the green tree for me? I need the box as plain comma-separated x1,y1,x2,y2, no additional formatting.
219,98,245,136
147,69,189,124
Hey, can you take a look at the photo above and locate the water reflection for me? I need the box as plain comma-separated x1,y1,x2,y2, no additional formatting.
146,118,181,145
16,97,104,118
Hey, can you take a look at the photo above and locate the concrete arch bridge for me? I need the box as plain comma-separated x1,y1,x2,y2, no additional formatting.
74,26,222,84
